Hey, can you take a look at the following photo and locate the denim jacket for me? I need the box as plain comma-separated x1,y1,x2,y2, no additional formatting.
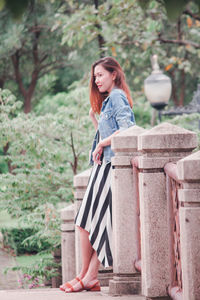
90,88,135,165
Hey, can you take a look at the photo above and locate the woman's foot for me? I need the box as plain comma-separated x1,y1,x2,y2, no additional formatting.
59,276,81,291
65,278,100,293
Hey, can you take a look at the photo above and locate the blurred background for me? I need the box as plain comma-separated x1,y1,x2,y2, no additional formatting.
0,0,199,290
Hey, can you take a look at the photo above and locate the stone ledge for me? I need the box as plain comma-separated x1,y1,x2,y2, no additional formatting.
74,168,91,188
60,204,75,221
109,275,141,296
138,123,197,152
177,150,200,182
178,189,200,203
111,125,146,153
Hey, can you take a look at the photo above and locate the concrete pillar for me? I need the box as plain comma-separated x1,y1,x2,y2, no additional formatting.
177,150,200,300
73,168,92,274
109,125,146,295
138,122,197,299
60,204,76,284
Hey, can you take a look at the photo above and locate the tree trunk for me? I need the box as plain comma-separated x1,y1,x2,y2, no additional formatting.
179,69,185,106
169,70,178,106
23,69,38,113
24,95,32,113
94,0,106,57
0,78,5,88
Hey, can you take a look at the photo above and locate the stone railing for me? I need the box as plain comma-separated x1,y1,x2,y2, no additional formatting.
61,122,200,300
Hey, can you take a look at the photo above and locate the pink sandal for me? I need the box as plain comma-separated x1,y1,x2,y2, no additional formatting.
59,276,80,291
65,279,101,293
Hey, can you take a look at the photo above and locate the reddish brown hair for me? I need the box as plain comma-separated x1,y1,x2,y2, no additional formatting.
89,57,133,114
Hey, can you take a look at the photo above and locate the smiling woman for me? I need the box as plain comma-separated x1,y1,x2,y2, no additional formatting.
94,64,116,94
60,57,136,294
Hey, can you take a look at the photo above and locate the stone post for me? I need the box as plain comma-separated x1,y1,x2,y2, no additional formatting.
73,168,92,274
177,150,200,300
137,122,197,299
60,204,76,284
109,125,146,295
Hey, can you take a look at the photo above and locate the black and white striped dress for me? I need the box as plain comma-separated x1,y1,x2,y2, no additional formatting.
75,159,113,268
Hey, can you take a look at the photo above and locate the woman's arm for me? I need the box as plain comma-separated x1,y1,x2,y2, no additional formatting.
89,108,98,130
92,130,120,165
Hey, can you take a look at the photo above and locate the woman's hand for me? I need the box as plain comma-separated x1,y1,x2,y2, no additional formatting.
92,142,103,165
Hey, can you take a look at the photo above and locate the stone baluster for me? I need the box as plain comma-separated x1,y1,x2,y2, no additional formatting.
73,168,92,274
109,125,146,295
60,204,76,284
137,122,197,299
177,150,200,300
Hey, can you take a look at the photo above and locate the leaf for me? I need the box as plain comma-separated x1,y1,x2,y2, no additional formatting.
187,17,193,28
5,0,30,19
163,0,189,22
195,20,200,27
0,0,5,11
111,46,117,57
138,0,151,10
165,63,173,71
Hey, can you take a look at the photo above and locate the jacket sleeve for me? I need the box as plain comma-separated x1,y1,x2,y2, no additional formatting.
110,89,135,130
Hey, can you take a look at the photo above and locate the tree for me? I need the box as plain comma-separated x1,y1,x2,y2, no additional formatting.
1,0,199,22
0,86,94,264
139,0,200,22
55,0,200,106
0,1,71,113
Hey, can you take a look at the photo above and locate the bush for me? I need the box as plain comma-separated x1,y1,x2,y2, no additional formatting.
133,93,153,128
0,87,93,260
167,113,200,150
1,226,51,255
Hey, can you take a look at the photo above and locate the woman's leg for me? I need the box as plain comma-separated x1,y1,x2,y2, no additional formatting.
83,250,100,283
66,250,100,292
78,226,94,278
61,226,93,290
64,227,100,292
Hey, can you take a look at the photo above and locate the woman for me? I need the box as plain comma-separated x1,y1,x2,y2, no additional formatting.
60,57,135,293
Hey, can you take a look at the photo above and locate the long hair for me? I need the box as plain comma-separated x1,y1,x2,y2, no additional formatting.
89,57,133,114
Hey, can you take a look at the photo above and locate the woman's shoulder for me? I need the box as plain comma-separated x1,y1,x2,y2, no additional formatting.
109,88,128,106
110,88,126,98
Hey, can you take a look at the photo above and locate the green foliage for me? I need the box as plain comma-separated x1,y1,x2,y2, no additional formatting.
166,113,200,150
133,93,153,128
1,226,51,255
0,155,9,173
0,0,73,111
0,210,18,228
0,0,30,19
53,0,200,107
139,0,200,21
0,87,93,261
1,0,200,110
5,253,59,288
2,0,199,22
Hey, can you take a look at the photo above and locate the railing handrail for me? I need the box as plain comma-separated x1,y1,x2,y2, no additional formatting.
164,161,183,300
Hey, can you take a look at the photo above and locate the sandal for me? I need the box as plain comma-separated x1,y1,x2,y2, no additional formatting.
59,276,80,291
65,279,101,293
86,280,101,292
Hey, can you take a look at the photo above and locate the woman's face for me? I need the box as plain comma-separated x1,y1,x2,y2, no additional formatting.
94,64,115,94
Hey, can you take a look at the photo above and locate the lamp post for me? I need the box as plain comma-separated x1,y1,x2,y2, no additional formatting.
144,55,172,123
